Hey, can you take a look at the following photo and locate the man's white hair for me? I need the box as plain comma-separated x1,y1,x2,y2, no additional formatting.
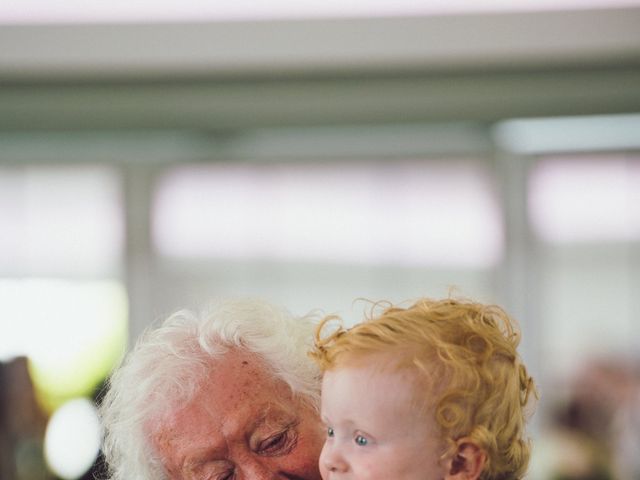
99,298,321,480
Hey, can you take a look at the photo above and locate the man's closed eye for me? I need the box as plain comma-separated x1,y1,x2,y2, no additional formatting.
257,428,297,456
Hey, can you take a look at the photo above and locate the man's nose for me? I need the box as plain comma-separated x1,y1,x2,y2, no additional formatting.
320,441,348,474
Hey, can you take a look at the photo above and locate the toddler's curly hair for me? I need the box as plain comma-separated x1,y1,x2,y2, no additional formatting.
311,298,537,480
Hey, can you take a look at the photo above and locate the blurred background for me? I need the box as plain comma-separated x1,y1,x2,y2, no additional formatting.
1,1,639,478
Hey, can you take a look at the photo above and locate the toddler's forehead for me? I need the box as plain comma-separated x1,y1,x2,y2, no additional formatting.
321,360,444,443
334,350,439,379
329,351,443,407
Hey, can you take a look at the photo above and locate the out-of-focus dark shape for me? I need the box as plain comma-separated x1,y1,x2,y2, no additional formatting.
0,357,52,480
79,451,108,480
546,357,640,480
79,380,110,480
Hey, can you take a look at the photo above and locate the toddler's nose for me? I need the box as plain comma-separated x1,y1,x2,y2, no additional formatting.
320,443,349,475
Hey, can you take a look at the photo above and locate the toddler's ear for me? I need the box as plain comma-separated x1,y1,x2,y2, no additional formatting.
443,438,486,480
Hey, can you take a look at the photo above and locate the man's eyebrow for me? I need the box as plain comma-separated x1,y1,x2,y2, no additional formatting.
180,443,228,472
247,405,297,432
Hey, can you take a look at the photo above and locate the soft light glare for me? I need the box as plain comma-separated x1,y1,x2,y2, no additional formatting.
528,157,640,243
1,0,638,24
0,279,128,411
44,398,102,480
154,162,503,268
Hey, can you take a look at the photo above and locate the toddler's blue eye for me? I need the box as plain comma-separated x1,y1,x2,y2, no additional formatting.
327,427,335,437
355,435,368,446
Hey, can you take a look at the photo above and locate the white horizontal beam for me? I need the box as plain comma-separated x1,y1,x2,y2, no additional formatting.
1,8,639,78
494,113,640,153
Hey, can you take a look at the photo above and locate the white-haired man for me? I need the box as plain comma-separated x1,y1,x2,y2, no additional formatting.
100,299,324,480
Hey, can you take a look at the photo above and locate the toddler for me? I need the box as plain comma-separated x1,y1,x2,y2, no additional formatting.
310,298,537,480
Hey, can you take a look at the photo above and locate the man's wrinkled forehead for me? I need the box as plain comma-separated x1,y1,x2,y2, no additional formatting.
150,347,297,426
147,351,306,470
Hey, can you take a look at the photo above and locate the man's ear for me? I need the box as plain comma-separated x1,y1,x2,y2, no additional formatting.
443,437,487,480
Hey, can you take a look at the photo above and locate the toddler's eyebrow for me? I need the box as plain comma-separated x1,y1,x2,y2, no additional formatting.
321,415,360,428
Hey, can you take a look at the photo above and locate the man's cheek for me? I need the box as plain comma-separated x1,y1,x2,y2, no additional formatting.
281,447,323,479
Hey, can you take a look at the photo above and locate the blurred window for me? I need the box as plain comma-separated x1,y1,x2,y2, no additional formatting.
528,154,640,376
0,165,123,276
153,160,503,269
0,165,127,412
528,155,640,243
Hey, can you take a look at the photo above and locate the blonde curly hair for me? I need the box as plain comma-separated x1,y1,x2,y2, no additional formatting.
311,298,537,480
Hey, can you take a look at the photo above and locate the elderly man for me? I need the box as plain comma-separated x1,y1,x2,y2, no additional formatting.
100,299,325,480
